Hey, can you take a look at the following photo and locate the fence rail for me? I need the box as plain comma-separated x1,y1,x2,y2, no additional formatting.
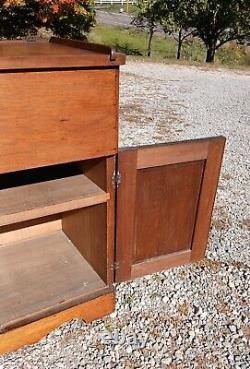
95,1,136,4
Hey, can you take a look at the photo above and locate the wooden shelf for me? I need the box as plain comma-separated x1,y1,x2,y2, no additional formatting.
0,230,108,333
0,174,109,227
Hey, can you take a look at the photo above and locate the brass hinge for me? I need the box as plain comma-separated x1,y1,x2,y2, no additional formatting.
112,170,121,189
111,261,120,271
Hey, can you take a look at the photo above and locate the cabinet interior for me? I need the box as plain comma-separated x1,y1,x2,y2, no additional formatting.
0,158,110,333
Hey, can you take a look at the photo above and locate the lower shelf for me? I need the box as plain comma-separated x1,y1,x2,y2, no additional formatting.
0,230,108,333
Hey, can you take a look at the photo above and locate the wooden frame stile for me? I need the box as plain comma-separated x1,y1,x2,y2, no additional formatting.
115,150,138,282
190,137,226,261
115,137,226,282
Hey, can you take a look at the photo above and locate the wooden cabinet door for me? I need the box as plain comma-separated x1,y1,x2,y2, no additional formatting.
115,137,225,282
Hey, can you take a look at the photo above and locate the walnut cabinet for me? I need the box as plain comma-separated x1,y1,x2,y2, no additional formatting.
0,38,225,353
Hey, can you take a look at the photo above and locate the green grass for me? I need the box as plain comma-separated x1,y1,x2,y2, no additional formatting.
89,24,250,68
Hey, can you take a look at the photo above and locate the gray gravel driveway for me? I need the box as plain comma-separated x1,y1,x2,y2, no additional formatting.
96,10,133,28
1,62,249,369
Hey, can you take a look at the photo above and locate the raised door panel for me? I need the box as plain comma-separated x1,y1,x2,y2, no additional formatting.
115,137,225,282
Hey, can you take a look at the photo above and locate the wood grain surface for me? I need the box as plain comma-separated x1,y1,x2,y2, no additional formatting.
0,39,125,70
115,137,225,282
134,161,204,262
0,69,118,173
0,174,109,226
0,230,108,333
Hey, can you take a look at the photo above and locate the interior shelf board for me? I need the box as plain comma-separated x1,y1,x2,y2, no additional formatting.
0,174,109,227
0,230,107,333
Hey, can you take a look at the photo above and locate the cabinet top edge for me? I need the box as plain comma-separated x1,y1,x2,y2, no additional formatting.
0,37,126,72
119,136,226,153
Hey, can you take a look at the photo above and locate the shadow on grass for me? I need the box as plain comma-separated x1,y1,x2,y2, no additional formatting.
115,42,143,56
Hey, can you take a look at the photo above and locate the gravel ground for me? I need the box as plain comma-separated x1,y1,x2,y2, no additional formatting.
1,62,250,369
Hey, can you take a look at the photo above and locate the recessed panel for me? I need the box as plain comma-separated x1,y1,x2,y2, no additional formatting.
134,161,204,263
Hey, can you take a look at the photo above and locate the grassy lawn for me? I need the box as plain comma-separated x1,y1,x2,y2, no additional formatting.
89,24,250,68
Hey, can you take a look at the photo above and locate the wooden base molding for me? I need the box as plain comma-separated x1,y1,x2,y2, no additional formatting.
0,292,115,355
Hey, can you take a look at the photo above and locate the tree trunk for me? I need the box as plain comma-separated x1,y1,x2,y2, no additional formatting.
206,46,216,63
177,28,183,60
147,28,154,57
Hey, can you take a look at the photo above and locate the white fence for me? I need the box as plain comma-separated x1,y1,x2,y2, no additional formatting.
95,1,136,4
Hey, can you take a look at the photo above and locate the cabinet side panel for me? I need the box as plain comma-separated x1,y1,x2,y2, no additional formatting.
62,204,107,283
0,69,118,173
82,156,116,284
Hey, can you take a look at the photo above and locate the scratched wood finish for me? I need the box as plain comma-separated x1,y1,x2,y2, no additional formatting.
116,137,225,282
0,69,118,174
0,292,115,355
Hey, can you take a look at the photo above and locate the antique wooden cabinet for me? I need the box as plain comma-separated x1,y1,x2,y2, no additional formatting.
0,38,225,353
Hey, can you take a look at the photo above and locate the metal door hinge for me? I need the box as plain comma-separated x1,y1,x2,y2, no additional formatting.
111,261,120,271
112,170,121,189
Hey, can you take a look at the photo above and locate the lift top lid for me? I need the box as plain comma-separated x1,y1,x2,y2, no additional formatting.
0,37,126,71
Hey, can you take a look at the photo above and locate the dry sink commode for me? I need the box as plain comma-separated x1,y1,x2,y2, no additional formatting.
0,38,225,353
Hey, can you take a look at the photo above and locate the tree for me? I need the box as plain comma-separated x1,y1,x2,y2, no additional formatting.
0,0,41,39
132,0,162,57
160,0,195,60
174,27,195,60
0,0,95,40
189,0,250,62
40,0,95,40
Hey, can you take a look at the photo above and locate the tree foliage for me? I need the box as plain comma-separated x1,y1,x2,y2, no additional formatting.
0,0,95,40
160,0,196,59
133,0,250,62
40,0,95,40
188,0,250,62
132,0,162,56
0,0,40,38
